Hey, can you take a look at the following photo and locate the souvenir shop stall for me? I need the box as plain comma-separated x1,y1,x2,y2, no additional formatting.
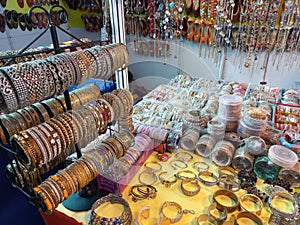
0,1,299,225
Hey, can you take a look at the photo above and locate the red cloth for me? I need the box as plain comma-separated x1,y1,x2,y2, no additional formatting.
39,209,83,225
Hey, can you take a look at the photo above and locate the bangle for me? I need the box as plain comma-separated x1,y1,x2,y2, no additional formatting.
197,214,218,225
198,171,219,186
193,161,210,172
218,166,238,179
144,161,162,172
268,192,298,217
174,151,193,162
176,170,197,181
235,212,263,225
218,174,240,192
129,185,157,202
159,201,183,223
170,160,188,170
180,179,200,196
138,170,158,185
213,189,240,213
239,194,263,216
158,172,177,188
89,194,132,225
208,202,227,223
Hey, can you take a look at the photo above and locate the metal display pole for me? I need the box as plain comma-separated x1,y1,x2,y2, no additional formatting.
109,0,129,89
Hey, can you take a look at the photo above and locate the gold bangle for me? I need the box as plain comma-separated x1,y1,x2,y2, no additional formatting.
208,202,227,223
213,189,240,213
180,179,200,196
129,184,157,202
239,194,263,216
197,214,218,225
218,166,238,179
235,212,263,225
21,131,43,166
218,174,240,192
159,201,188,223
198,171,219,186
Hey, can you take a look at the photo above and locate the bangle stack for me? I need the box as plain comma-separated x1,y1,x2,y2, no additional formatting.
179,128,200,152
129,184,157,202
210,141,236,167
0,84,101,145
0,43,128,113
34,130,131,213
11,96,114,168
195,134,217,158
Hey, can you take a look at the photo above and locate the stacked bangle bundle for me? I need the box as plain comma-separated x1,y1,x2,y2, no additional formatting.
207,119,226,141
116,134,152,174
0,84,101,145
34,130,132,213
6,145,77,188
0,43,128,113
210,141,236,166
183,109,210,128
201,96,219,117
102,88,134,132
179,128,200,152
84,130,137,182
89,194,132,225
129,184,157,202
10,96,114,169
195,134,217,158
232,145,255,171
134,123,170,143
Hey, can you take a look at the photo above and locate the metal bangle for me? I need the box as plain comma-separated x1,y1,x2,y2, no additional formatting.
208,203,227,223
193,161,210,172
170,160,188,170
239,194,263,216
235,212,263,225
138,170,158,186
213,189,240,213
198,171,219,186
158,171,177,188
180,179,200,196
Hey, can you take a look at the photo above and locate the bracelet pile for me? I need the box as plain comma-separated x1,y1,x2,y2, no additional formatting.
0,43,129,113
34,129,134,214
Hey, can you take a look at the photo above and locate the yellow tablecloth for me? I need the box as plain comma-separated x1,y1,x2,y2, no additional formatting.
57,150,274,224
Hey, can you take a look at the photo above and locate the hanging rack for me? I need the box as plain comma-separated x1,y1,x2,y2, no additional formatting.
0,3,111,202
